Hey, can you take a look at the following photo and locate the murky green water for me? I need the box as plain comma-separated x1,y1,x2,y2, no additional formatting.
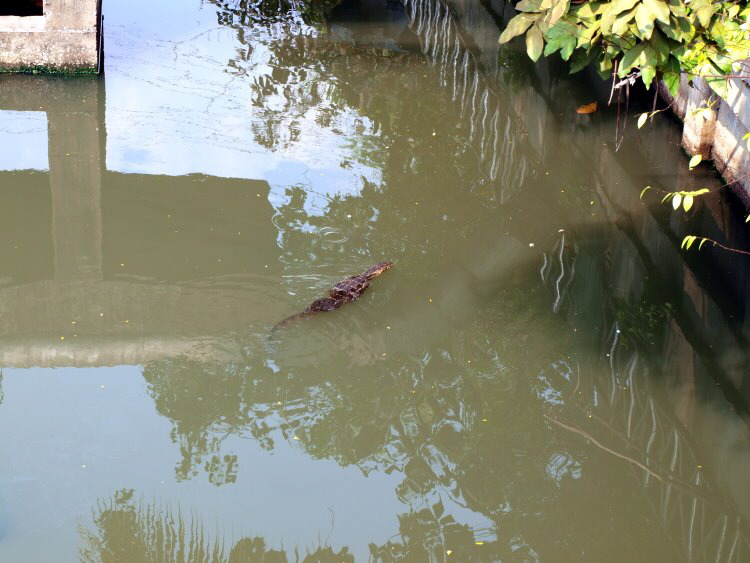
1,0,749,561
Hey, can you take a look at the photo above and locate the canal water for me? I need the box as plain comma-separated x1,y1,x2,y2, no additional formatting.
0,0,749,561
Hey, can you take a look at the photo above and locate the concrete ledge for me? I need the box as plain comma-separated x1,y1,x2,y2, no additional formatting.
0,0,102,73
0,30,99,72
0,15,44,31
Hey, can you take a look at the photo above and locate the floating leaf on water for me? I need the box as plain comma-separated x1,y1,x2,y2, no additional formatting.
576,102,598,114
688,154,702,169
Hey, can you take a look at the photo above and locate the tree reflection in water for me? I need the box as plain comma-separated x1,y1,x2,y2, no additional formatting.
121,0,750,561
79,490,353,562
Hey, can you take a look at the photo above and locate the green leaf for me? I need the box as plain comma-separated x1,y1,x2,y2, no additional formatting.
635,3,657,39
649,30,670,65
662,55,682,97
619,43,645,76
696,4,714,28
637,113,649,129
706,75,729,100
544,18,577,59
547,0,570,26
576,2,601,19
606,0,640,17
746,214,750,223
681,235,699,250
644,0,671,25
515,0,544,12
641,62,656,89
526,24,544,61
569,50,594,74
637,45,658,88
699,238,708,250
664,73,680,97
640,185,652,199
682,188,709,196
499,13,539,43
597,56,613,79
577,20,601,49
661,192,673,204
672,193,682,209
683,194,694,211
688,154,702,169
611,7,637,36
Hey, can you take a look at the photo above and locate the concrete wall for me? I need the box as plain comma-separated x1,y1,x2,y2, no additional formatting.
659,70,750,207
0,0,102,72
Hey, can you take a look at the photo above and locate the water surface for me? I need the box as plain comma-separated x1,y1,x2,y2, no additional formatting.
0,0,749,561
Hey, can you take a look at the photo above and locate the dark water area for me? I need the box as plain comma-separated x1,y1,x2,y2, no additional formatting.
0,0,749,561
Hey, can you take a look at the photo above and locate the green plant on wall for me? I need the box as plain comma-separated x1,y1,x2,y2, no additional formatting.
641,153,750,255
498,0,750,97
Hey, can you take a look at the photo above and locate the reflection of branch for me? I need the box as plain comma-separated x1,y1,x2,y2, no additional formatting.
544,413,663,482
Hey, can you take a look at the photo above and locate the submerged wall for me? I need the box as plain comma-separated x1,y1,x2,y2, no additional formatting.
0,0,102,72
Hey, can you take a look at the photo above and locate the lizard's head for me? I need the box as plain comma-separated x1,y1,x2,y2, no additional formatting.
366,261,394,279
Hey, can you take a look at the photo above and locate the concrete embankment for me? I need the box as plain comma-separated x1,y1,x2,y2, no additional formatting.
659,73,750,207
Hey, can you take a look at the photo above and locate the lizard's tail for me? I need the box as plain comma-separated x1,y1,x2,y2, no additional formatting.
270,310,311,333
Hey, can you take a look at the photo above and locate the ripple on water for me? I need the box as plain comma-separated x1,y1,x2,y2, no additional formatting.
316,226,348,244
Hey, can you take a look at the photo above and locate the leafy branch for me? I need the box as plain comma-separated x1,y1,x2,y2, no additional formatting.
499,0,750,96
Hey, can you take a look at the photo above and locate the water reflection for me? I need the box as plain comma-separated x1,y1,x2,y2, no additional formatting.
0,0,749,560
80,491,354,562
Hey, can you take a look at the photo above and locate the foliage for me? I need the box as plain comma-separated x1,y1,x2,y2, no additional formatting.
641,154,750,255
499,0,750,96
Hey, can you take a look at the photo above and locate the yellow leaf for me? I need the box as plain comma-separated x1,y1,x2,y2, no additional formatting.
683,194,694,212
672,193,682,210
576,102,598,114
688,154,702,170
640,186,651,199
637,113,648,129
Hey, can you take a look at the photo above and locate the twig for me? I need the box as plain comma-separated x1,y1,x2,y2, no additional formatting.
700,238,750,256
544,413,664,481
608,59,619,106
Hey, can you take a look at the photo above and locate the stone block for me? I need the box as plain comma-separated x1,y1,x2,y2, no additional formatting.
0,0,101,72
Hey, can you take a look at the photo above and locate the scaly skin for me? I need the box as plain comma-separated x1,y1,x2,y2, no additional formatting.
272,261,393,331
